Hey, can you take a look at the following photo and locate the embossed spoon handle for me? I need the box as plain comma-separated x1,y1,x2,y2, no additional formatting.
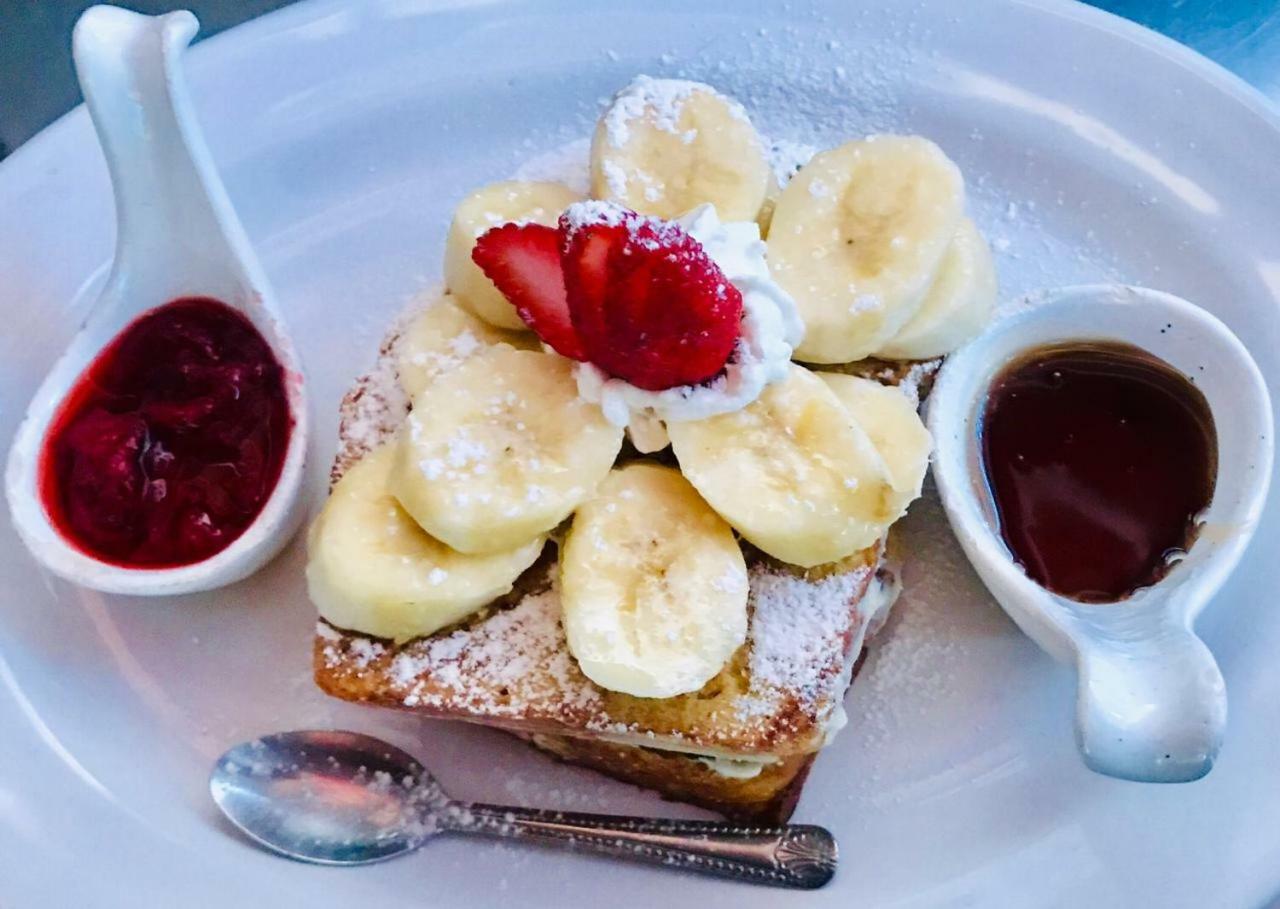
443,803,837,889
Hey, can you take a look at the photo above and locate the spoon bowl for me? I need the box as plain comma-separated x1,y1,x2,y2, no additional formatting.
4,6,308,595
928,284,1273,782
212,731,445,865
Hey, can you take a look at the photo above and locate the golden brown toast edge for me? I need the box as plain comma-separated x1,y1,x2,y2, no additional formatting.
526,736,817,823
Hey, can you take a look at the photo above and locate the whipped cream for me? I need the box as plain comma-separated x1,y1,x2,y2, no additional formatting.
575,204,804,446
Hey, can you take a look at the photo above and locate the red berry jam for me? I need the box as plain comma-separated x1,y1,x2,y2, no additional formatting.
39,297,292,568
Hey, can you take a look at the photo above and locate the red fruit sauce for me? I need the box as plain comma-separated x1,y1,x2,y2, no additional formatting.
39,297,292,569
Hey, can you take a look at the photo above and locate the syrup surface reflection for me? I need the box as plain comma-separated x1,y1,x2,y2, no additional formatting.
980,341,1217,602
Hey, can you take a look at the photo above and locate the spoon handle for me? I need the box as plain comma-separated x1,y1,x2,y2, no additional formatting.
72,6,267,298
1075,623,1226,783
442,803,836,889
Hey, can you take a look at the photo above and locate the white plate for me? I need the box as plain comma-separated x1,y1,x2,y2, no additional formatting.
1,1,1278,905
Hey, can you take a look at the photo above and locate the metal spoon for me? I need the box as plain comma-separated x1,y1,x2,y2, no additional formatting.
210,730,836,889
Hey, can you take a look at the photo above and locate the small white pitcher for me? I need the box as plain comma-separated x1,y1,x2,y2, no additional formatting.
928,285,1273,782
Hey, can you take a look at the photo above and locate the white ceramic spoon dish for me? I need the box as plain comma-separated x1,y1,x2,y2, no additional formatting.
4,6,308,595
929,284,1273,783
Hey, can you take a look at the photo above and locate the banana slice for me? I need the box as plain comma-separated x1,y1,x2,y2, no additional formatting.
876,218,997,361
591,77,770,222
397,294,538,398
818,373,932,520
444,181,583,330
561,463,748,698
667,364,897,568
389,347,624,555
756,176,782,238
307,445,545,643
768,136,965,363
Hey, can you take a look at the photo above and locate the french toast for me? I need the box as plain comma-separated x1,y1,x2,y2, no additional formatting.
314,309,909,821
310,77,991,822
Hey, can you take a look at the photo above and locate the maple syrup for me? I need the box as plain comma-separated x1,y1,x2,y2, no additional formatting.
980,341,1216,602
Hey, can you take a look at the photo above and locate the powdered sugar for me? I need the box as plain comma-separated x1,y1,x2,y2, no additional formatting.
315,622,343,642
331,308,414,484
376,586,605,720
849,295,883,314
558,199,693,253
892,358,941,409
851,482,981,764
559,198,631,231
319,524,883,754
447,332,482,358
599,159,631,199
511,137,592,195
444,434,489,469
347,636,386,668
602,77,696,146
712,565,749,595
407,331,478,376
744,565,870,706
601,76,749,148
765,138,817,185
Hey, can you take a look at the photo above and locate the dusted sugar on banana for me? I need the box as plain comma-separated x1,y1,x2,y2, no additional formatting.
396,294,538,398
390,347,624,554
668,364,900,568
306,445,545,643
769,136,966,364
560,463,749,699
591,76,771,222
763,134,1000,364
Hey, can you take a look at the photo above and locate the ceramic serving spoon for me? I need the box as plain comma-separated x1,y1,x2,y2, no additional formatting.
929,285,1273,783
4,6,308,595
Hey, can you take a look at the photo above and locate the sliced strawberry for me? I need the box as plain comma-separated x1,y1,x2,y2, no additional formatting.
562,210,743,391
472,223,585,360
480,205,744,391
560,215,628,359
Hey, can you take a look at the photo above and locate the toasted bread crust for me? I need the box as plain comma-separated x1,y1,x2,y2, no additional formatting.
525,735,817,823
519,647,869,822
